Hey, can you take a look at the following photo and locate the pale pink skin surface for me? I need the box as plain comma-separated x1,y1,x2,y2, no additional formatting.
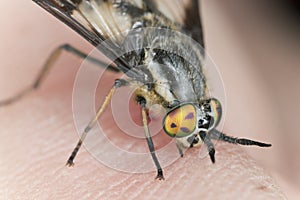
0,1,299,199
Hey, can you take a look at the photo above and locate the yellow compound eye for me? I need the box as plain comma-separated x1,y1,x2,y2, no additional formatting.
209,98,222,129
163,103,197,138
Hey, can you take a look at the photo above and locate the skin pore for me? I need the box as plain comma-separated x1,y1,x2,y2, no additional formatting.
2,1,299,199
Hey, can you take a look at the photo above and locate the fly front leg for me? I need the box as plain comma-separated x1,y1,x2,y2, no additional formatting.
0,44,119,106
66,79,127,166
199,131,216,163
175,139,184,157
136,95,164,180
209,129,272,147
199,128,272,164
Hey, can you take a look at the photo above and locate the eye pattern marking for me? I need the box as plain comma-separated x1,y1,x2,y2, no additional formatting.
184,112,194,120
170,123,177,128
180,127,190,133
163,103,197,138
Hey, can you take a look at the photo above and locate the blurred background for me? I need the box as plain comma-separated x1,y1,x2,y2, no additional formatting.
0,0,299,199
203,0,300,199
202,0,300,198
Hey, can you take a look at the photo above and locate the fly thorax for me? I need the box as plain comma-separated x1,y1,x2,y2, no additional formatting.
147,60,198,103
133,84,166,108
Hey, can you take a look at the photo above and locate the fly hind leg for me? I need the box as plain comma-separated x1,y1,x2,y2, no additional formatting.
0,44,120,106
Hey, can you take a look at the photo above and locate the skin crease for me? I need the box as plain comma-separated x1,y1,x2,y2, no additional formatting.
1,1,299,199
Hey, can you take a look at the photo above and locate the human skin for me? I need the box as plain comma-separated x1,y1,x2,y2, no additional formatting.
1,1,299,199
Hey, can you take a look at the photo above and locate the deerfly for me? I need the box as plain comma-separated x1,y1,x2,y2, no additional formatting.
1,0,271,180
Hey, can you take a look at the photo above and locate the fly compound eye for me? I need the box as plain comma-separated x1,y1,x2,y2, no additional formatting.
198,98,222,130
209,98,222,129
163,104,197,138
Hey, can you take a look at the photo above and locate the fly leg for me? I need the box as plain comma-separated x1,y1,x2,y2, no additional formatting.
66,79,127,166
175,140,184,157
199,131,216,163
136,95,164,180
209,129,272,147
0,44,119,106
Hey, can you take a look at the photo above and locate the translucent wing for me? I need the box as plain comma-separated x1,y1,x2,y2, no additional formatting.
33,0,149,74
33,0,204,74
150,0,204,48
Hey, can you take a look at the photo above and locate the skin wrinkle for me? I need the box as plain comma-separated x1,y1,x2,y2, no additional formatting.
1,94,285,199
0,69,284,199
105,175,133,199
0,1,292,200
0,85,284,200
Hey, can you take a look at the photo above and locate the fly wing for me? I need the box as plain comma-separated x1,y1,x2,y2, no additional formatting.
33,0,148,74
149,0,204,48
33,0,204,76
